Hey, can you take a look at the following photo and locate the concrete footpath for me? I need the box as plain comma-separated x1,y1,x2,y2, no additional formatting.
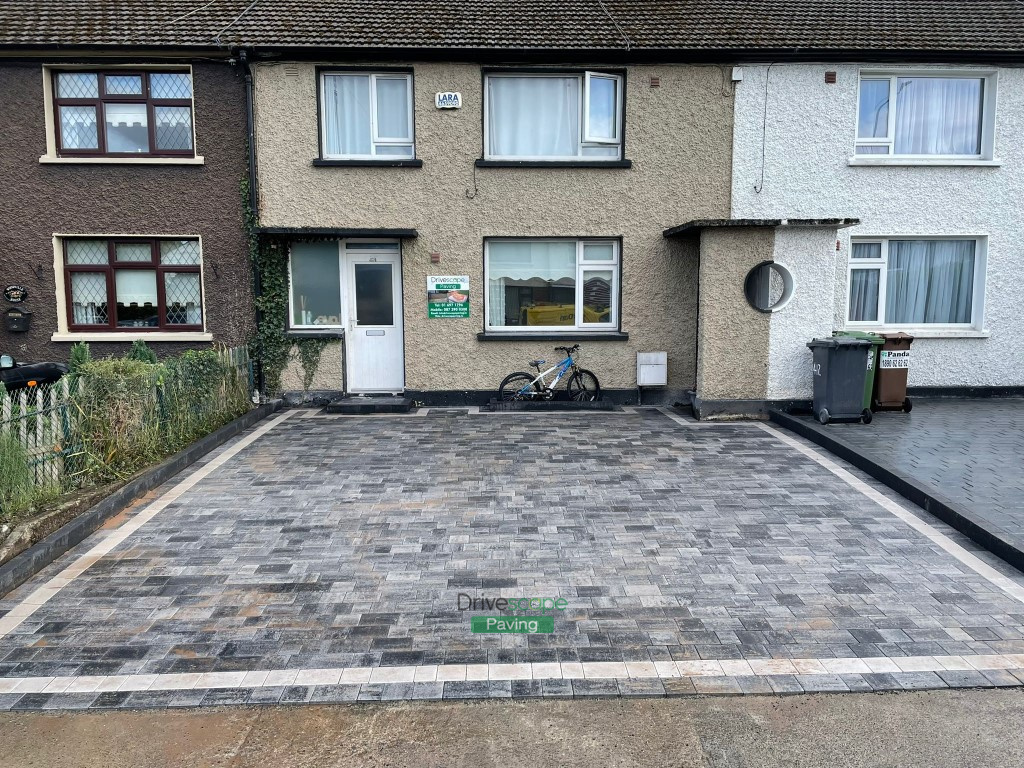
1,689,1023,767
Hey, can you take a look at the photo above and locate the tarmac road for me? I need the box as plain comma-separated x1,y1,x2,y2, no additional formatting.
1,689,1023,767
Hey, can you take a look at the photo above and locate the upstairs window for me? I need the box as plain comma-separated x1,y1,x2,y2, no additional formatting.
855,73,994,158
320,72,415,159
484,72,624,161
53,70,195,157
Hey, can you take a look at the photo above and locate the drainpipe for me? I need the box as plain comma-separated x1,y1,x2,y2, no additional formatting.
238,48,265,396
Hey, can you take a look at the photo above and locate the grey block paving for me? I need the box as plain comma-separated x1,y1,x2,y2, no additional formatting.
0,408,1023,710
822,398,1024,541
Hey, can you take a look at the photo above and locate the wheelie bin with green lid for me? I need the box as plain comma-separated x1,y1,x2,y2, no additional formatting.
833,330,884,412
806,337,873,425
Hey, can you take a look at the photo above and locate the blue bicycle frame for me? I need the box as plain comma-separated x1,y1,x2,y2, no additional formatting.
518,354,574,396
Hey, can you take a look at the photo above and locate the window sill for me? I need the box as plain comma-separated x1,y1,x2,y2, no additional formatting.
312,159,422,168
40,155,205,166
286,329,345,339
475,159,632,169
847,157,1001,168
477,332,629,342
52,331,213,342
844,327,990,339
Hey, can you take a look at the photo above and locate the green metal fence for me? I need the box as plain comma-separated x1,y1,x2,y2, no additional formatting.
0,346,252,526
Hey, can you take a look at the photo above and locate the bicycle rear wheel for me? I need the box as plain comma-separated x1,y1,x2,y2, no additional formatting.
567,369,601,401
498,372,538,401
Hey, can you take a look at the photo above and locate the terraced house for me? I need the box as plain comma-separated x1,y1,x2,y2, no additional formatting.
0,5,255,364
1,1,1022,414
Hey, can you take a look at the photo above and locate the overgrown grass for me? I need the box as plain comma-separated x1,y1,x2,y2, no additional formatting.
0,346,251,530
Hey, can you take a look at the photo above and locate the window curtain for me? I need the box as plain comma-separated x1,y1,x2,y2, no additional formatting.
488,241,576,326
70,273,107,324
848,270,880,322
323,75,371,156
488,77,579,157
886,240,975,324
894,78,983,155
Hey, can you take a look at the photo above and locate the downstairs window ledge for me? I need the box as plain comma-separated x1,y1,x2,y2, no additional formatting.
52,332,214,342
477,332,629,342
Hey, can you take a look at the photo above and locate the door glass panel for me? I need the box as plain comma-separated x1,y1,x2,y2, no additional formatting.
354,263,394,325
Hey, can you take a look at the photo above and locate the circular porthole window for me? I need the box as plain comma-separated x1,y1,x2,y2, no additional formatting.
744,261,794,313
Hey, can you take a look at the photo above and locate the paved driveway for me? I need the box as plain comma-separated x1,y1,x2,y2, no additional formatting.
1,408,1023,710
823,398,1024,543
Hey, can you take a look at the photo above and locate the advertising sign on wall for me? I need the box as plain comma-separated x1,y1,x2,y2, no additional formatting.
427,275,470,318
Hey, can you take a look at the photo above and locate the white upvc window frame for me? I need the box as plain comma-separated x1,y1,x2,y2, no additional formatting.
319,71,415,160
853,69,998,162
483,71,624,162
484,238,620,334
845,235,987,332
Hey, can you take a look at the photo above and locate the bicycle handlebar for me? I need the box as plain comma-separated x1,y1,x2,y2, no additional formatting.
554,344,580,354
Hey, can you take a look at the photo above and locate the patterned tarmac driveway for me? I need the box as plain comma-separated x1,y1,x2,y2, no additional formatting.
1,407,1023,710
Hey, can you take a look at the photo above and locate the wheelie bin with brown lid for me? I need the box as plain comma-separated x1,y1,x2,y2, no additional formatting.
873,332,913,412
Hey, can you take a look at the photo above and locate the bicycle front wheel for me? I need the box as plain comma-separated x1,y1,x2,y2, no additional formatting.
498,372,538,401
567,369,601,401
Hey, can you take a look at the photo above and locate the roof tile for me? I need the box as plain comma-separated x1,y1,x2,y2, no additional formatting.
1,1,1022,53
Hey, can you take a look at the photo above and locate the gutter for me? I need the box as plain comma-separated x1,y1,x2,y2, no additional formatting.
238,48,266,396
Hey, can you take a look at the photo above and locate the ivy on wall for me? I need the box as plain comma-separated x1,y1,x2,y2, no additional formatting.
242,177,330,397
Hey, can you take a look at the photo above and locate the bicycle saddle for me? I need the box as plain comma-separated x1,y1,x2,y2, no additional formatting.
529,359,545,368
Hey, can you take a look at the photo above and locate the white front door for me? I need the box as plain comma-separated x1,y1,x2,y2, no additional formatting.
344,244,405,393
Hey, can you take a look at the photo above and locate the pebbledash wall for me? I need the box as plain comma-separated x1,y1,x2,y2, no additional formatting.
254,62,734,402
0,61,253,362
730,63,1024,399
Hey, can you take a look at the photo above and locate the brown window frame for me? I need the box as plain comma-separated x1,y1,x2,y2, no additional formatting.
52,70,195,158
64,238,204,332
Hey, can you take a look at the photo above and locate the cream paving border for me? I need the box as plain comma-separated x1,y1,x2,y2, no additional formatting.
0,410,298,641
0,654,1020,695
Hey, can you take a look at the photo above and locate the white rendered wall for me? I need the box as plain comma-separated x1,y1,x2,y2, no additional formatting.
768,227,842,400
731,63,1024,395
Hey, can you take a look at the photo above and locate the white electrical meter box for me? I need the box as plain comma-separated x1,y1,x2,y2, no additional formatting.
637,352,668,386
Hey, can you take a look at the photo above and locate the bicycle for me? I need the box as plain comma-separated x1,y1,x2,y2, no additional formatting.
497,344,601,402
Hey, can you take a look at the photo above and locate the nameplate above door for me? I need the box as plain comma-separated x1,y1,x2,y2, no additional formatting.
365,329,385,336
